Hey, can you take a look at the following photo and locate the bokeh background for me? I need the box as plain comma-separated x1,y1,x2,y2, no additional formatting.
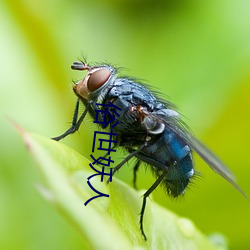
1,0,250,249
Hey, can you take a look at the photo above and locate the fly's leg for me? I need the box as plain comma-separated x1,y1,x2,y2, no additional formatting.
107,143,147,184
126,148,142,189
52,100,89,141
140,172,167,240
133,160,141,189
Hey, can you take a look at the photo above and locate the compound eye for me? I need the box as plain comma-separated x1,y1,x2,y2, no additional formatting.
87,68,111,92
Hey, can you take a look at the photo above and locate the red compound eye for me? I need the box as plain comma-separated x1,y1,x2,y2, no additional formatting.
87,68,111,92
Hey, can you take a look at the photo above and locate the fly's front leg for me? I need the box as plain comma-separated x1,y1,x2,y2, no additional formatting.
52,99,89,141
140,172,167,240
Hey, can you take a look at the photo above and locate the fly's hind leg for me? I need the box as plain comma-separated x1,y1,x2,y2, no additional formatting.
133,160,141,189
140,172,167,240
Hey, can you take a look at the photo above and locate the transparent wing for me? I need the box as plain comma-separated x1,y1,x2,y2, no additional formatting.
148,110,247,198
170,122,247,198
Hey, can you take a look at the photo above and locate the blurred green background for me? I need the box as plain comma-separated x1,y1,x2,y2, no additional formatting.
1,0,250,249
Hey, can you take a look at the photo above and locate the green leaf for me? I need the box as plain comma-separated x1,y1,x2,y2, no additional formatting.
18,127,227,250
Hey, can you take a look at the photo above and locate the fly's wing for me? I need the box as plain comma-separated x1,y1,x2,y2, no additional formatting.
182,131,248,198
150,110,247,198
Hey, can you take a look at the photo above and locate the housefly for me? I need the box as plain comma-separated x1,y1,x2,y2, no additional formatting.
52,60,246,240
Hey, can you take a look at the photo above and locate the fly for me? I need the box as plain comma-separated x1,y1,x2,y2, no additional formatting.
52,60,247,240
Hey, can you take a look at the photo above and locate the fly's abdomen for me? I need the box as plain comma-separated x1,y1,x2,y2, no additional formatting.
137,128,194,197
163,129,194,196
164,153,193,197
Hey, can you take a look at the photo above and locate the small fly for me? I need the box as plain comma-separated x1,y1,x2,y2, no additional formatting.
52,60,246,240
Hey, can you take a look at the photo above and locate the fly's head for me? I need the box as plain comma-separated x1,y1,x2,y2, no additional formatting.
72,61,116,101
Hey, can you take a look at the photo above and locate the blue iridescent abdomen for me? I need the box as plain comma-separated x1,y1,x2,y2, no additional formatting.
137,128,194,197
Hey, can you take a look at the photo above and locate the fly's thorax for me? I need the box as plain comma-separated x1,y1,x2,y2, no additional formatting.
140,109,181,135
141,116,165,134
73,63,117,103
